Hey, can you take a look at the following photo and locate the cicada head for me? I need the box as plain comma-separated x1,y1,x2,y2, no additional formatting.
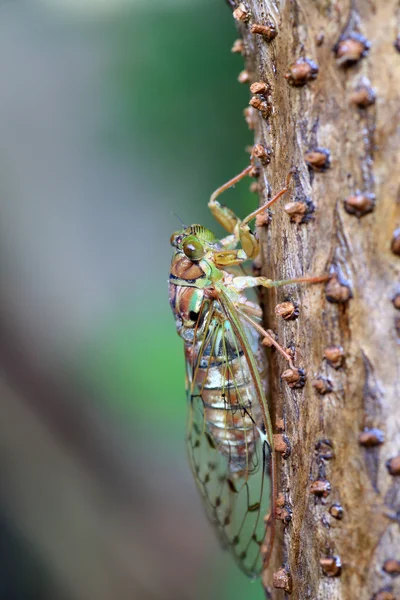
170,225,223,284
170,225,219,260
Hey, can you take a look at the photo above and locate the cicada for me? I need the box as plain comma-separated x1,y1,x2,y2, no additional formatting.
169,166,327,577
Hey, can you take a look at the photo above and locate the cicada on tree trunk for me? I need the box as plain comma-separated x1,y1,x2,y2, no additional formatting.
169,165,328,577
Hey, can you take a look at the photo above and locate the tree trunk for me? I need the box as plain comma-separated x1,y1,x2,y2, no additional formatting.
231,1,400,598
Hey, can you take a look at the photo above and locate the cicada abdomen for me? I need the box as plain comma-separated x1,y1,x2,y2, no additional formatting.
187,307,267,474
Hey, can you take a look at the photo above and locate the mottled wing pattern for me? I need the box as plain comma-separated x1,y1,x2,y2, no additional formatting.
185,300,272,577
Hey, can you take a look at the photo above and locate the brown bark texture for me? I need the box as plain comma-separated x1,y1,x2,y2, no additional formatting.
232,1,400,599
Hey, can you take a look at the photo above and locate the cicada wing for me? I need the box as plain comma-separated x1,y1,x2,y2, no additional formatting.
185,299,273,577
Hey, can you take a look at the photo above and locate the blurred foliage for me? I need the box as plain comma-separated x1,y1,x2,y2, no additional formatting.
83,0,254,429
105,1,251,192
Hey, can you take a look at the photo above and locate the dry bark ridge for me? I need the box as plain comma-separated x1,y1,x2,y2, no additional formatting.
230,1,400,599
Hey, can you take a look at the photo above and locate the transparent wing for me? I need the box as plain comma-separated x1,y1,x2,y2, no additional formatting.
185,299,273,577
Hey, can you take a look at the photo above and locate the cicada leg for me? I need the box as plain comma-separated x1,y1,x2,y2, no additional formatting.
232,274,331,369
237,172,293,259
239,311,297,369
240,171,293,228
208,165,253,235
235,299,263,318
231,274,331,293
209,169,293,261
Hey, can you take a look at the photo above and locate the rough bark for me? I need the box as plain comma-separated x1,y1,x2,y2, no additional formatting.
231,1,400,599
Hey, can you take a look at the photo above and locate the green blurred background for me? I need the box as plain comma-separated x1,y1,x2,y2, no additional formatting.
0,1,264,599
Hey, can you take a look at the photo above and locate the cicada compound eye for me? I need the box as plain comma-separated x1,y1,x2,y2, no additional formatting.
170,232,183,247
182,236,205,261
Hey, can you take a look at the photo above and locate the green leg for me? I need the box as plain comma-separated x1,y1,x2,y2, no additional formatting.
209,167,294,262
208,166,260,260
231,275,330,293
212,248,247,266
208,166,252,234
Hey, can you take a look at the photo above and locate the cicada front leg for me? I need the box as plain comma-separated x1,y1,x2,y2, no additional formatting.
237,171,293,259
208,165,253,236
209,167,293,261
